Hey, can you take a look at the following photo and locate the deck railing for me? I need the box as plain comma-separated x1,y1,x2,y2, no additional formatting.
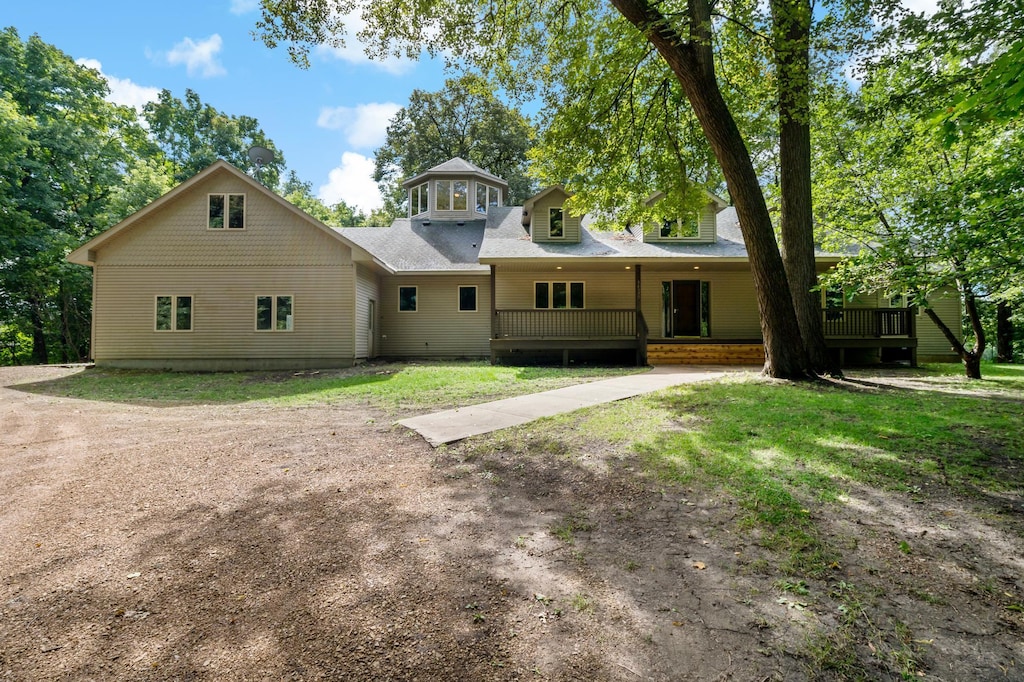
822,307,914,338
494,309,637,339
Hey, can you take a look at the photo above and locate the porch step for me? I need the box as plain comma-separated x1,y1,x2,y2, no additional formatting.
647,343,765,365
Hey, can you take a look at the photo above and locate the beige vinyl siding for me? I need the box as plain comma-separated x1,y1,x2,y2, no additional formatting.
531,191,581,243
96,171,348,267
495,270,634,309
88,167,357,369
355,265,380,359
918,287,962,359
93,266,354,366
642,269,760,339
379,275,491,357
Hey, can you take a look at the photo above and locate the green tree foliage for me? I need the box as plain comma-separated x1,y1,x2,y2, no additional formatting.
373,74,535,220
279,170,367,226
0,27,156,364
880,0,1024,138
813,65,1024,378
143,88,286,187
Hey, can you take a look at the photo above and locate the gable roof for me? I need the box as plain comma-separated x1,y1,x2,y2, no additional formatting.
67,160,374,266
402,157,509,190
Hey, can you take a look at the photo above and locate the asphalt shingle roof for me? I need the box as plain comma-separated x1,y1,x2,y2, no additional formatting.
343,206,846,271
337,219,488,272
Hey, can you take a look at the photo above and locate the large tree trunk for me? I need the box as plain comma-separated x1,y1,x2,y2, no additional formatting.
610,0,811,379
995,301,1014,363
772,0,837,377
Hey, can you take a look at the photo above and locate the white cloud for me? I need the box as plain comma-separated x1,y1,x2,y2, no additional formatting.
317,102,401,149
901,0,940,14
75,58,160,110
229,0,260,14
318,152,383,215
166,34,226,78
313,10,416,75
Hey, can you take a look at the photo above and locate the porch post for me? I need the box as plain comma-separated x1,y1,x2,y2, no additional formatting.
635,264,646,366
490,265,497,338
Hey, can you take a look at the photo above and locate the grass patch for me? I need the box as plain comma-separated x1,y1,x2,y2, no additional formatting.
11,361,640,412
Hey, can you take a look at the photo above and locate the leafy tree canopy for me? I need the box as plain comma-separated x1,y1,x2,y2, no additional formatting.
373,73,535,219
143,88,287,187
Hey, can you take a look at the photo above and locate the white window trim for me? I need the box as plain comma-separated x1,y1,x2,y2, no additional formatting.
533,281,585,309
255,294,295,332
398,286,418,313
208,193,246,230
154,295,194,332
458,285,478,312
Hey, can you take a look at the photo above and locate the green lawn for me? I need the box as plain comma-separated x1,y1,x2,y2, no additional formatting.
470,363,1024,577
12,361,641,412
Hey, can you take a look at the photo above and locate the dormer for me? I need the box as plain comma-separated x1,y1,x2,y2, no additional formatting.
402,157,508,222
522,185,581,243
641,190,728,244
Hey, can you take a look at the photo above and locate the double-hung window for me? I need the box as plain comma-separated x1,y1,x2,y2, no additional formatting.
535,282,584,309
155,295,193,331
256,295,293,331
209,194,245,229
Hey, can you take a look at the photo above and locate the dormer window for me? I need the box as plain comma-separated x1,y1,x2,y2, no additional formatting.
475,183,501,214
550,208,564,238
209,193,245,229
660,216,699,238
410,182,428,216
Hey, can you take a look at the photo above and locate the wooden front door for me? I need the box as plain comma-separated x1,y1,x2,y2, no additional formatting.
672,280,701,337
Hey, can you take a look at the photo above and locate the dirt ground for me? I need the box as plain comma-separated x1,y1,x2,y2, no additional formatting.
1,365,1022,681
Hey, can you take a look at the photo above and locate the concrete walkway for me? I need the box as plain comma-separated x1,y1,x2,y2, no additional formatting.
399,365,745,446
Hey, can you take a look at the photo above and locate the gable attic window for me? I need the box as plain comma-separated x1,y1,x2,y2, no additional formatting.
411,182,429,215
209,194,245,229
549,208,564,238
475,183,501,214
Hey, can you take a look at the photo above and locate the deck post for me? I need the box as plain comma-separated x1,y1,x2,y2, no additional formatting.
908,307,918,367
490,265,497,338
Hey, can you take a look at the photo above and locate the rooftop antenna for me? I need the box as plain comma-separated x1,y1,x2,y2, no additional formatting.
247,145,274,184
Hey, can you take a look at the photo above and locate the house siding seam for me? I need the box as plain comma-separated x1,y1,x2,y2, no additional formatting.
379,274,491,357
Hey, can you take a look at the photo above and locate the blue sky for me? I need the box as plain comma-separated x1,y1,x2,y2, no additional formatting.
5,0,451,213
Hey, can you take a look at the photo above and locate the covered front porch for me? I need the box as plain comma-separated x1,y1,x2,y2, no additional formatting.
486,261,919,367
